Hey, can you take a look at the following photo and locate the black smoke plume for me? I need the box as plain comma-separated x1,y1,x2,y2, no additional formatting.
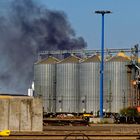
0,0,87,94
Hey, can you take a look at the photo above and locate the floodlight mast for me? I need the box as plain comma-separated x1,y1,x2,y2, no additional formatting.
95,10,111,118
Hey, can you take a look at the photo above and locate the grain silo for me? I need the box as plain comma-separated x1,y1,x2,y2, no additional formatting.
104,52,131,113
56,55,80,113
34,56,59,113
79,55,100,114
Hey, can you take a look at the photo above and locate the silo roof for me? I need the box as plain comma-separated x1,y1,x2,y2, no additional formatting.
59,54,81,63
35,56,59,64
107,52,130,62
82,55,100,63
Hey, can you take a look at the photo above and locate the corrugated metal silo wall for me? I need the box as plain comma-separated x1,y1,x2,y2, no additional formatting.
56,63,79,113
79,62,100,114
104,61,130,113
34,64,56,113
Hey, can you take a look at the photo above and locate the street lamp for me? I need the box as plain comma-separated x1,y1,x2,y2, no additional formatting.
95,10,111,118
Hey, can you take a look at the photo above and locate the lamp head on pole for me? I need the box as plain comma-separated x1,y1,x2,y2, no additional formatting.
95,10,112,15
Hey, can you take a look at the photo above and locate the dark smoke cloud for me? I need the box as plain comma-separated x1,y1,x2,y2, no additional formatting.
0,0,87,94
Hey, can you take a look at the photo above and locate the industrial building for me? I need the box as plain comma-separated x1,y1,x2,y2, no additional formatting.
79,55,100,114
34,57,59,113
56,55,80,113
104,52,131,113
34,46,140,114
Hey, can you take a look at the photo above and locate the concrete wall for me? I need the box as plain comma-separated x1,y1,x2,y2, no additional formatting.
0,96,42,131
89,118,114,124
0,99,9,130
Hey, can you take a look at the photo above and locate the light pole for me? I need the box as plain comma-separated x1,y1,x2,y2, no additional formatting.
95,10,111,118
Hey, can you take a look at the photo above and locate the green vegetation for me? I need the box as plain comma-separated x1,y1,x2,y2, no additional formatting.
120,107,139,116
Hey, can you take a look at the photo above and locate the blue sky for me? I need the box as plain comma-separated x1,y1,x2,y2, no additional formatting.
39,0,140,50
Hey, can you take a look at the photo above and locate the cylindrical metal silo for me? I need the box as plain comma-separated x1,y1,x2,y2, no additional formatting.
104,52,131,113
56,55,80,113
79,55,100,115
34,56,59,113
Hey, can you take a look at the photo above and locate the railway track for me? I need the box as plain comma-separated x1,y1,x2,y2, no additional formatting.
0,133,139,140
1,125,140,140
